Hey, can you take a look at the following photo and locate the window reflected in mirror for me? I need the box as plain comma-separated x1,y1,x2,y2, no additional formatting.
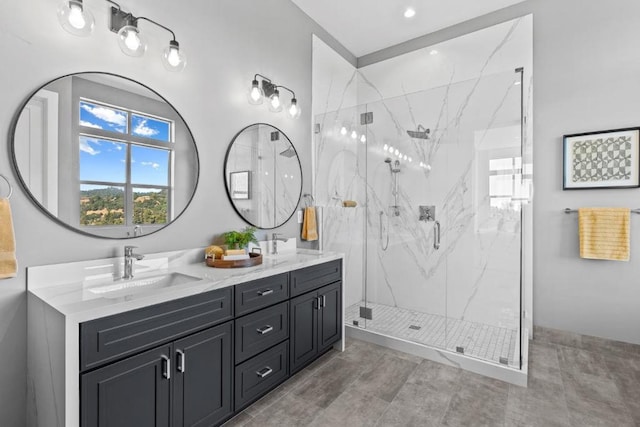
12,73,199,238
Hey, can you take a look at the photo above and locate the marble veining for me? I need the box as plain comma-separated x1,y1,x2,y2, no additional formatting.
312,17,531,352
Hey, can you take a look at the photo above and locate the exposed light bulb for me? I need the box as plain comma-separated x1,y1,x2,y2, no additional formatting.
117,25,146,57
389,146,394,152
383,144,389,151
340,127,347,136
404,155,408,160
268,89,283,112
162,40,186,72
426,164,432,171
404,8,416,18
287,98,301,119
248,79,264,105
408,157,413,162
68,3,85,29
58,0,94,37
125,30,140,50
351,130,358,139
395,149,399,155
360,134,367,143
430,49,439,55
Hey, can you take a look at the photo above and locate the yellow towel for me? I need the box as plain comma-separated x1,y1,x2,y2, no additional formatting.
0,198,17,279
579,207,630,261
301,207,318,241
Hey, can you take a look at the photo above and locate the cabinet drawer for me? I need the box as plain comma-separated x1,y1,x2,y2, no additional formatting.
234,341,289,411
80,288,232,372
290,259,342,297
235,273,289,316
235,301,288,364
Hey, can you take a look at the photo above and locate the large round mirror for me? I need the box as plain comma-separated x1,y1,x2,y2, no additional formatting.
224,123,302,229
11,72,199,238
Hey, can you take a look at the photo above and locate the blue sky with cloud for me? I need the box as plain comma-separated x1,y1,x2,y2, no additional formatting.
79,101,171,186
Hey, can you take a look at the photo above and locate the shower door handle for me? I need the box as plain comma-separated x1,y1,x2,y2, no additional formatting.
433,221,441,250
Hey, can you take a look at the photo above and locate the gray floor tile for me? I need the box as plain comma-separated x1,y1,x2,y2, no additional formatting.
349,353,418,402
221,411,253,427
556,346,611,378
246,393,323,427
566,395,635,427
441,372,508,427
375,400,440,427
561,369,622,404
308,389,389,426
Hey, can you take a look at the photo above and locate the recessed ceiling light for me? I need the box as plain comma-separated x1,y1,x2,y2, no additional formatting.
404,8,416,18
430,50,439,55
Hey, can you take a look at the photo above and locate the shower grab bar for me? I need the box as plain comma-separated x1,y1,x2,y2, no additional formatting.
564,208,640,214
433,221,441,250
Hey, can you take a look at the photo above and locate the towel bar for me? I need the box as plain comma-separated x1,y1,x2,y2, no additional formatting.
564,208,640,214
0,174,12,199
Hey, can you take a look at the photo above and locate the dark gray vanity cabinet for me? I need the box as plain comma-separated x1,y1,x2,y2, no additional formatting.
290,260,342,374
81,344,172,427
172,322,233,427
79,258,342,426
80,288,234,427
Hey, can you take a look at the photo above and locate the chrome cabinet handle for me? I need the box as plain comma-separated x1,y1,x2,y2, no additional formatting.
321,295,326,308
256,367,273,378
256,325,274,335
161,355,171,380
315,296,321,309
176,349,185,373
433,221,441,250
257,289,274,296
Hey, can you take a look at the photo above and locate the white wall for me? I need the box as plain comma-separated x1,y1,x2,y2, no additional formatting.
0,0,353,425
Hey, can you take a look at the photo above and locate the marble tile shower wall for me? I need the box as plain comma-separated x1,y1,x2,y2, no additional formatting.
316,71,523,332
312,17,533,338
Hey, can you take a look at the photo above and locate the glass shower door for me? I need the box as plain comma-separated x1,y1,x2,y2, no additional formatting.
443,70,524,368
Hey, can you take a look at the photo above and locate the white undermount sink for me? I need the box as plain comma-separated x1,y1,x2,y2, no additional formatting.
87,272,202,298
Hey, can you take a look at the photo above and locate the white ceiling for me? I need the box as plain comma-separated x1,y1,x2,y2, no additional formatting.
292,0,526,57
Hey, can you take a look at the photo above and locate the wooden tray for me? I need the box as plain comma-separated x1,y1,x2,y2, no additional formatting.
206,253,263,268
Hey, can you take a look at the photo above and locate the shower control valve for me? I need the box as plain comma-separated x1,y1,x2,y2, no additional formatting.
419,205,436,222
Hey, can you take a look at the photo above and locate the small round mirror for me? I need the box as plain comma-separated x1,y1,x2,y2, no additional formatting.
224,123,302,229
11,72,199,238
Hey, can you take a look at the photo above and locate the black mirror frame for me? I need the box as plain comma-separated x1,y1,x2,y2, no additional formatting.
223,123,303,230
9,71,200,239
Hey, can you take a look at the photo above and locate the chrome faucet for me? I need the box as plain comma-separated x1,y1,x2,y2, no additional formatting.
271,233,289,255
123,246,145,279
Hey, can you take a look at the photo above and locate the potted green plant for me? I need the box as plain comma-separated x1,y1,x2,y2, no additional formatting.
223,226,258,250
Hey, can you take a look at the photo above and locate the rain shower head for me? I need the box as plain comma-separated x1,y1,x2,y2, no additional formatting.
279,146,296,158
407,124,430,139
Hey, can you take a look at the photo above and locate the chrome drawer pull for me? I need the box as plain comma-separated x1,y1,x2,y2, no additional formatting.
256,367,273,378
257,289,274,296
176,349,185,373
256,325,274,335
161,355,171,380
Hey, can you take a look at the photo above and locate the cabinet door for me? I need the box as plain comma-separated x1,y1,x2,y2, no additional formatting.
289,291,319,374
81,345,172,427
319,282,342,352
173,322,233,427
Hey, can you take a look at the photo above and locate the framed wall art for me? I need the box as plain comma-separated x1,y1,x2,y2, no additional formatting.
563,127,640,189
230,170,251,199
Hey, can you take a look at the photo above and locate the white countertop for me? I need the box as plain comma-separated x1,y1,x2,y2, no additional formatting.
28,247,343,323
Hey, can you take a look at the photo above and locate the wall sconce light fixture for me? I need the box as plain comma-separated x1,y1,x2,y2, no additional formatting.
57,0,186,72
248,74,301,119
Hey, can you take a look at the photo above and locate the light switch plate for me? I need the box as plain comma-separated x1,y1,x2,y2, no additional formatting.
297,210,303,223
